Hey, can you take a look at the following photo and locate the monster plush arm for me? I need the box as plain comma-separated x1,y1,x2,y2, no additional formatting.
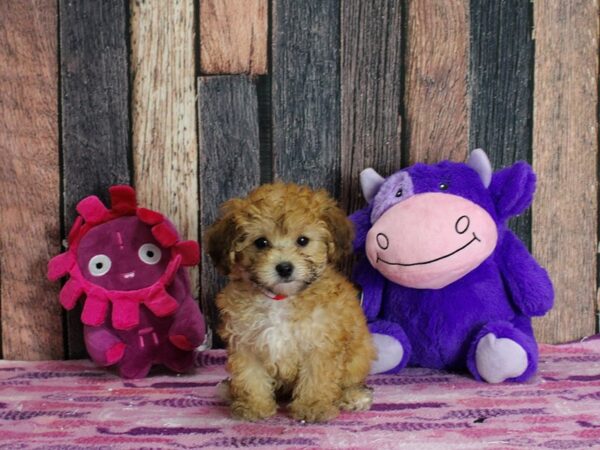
490,163,554,317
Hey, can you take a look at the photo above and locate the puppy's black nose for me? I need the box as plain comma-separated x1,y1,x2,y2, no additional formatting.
275,262,294,278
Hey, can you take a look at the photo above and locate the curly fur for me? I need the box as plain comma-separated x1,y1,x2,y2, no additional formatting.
205,183,375,422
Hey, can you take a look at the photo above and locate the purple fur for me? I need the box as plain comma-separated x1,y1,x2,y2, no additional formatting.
351,157,554,382
368,320,412,373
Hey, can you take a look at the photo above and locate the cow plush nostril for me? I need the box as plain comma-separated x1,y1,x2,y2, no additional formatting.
455,215,470,234
376,233,390,250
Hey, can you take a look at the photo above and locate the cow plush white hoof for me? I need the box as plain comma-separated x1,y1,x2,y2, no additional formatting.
475,333,528,383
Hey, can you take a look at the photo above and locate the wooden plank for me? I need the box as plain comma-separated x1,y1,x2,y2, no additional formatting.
532,0,598,343
198,76,261,347
60,0,131,358
257,75,273,184
404,0,469,164
0,0,63,360
340,0,403,214
200,0,267,75
469,0,533,248
131,0,199,297
271,0,341,197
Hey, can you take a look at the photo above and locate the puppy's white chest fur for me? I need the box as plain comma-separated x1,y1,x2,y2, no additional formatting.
254,299,297,361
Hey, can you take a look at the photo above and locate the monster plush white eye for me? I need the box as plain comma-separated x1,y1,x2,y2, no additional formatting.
88,254,112,277
138,243,162,265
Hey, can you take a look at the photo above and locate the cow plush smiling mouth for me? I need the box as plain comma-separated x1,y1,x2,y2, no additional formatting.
351,150,554,383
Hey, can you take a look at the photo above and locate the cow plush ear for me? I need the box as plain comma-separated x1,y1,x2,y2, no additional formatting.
489,161,536,221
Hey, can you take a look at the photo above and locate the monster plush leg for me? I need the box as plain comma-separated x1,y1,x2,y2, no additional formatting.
83,325,126,367
167,295,206,351
162,344,195,374
467,316,538,383
369,320,412,374
85,325,153,378
159,295,205,374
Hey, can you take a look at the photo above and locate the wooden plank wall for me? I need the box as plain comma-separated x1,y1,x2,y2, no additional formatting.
131,0,199,299
60,0,131,358
0,0,598,359
0,0,63,360
532,0,598,343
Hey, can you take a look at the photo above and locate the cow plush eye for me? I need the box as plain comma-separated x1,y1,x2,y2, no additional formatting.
395,188,403,197
439,182,449,190
254,237,269,249
88,254,112,276
138,243,162,265
297,236,310,247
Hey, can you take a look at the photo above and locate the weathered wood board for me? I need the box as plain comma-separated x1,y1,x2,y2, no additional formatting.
340,0,403,214
131,0,199,296
60,0,131,358
404,0,469,164
198,76,262,346
271,0,341,197
470,0,534,248
532,0,598,343
0,0,63,360
200,0,267,75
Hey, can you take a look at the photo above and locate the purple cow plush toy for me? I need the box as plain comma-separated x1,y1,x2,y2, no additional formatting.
350,150,554,383
48,186,206,378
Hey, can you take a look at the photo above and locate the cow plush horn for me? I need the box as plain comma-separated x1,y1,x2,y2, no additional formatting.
466,149,493,188
360,168,385,203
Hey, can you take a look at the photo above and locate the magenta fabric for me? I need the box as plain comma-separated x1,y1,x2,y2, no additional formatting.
0,339,599,449
47,186,205,378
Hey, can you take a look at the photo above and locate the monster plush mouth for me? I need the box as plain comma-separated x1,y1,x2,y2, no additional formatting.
376,232,481,267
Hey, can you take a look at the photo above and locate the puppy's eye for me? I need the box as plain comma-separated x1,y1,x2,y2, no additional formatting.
395,188,403,197
439,182,449,191
254,237,269,249
297,236,310,247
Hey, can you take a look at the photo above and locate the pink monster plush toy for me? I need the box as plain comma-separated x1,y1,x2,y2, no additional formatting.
48,186,206,378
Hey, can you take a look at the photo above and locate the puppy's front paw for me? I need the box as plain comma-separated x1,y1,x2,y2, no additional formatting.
289,400,339,423
231,399,277,422
339,386,373,412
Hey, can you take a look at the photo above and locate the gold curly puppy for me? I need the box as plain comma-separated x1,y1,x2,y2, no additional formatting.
205,182,375,422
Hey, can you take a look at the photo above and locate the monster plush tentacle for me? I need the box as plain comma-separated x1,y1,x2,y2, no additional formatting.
351,150,554,383
48,185,206,378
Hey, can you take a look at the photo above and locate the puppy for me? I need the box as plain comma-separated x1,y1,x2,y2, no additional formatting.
205,182,375,422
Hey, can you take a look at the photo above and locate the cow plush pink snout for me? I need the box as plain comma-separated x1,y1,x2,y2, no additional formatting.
365,192,498,289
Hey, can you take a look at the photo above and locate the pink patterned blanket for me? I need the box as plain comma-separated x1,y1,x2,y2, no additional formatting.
1,337,599,449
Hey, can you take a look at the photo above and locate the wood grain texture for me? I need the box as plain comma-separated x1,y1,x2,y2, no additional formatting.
198,76,261,346
271,0,341,197
469,0,533,248
200,0,267,75
0,0,63,359
60,0,131,358
340,0,403,214
532,0,598,343
404,0,469,164
131,0,199,296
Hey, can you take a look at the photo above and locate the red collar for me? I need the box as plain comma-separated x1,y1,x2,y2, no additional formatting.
257,285,288,301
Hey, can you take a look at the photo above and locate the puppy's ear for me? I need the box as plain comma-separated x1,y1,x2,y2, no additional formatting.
204,199,243,275
319,193,354,265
